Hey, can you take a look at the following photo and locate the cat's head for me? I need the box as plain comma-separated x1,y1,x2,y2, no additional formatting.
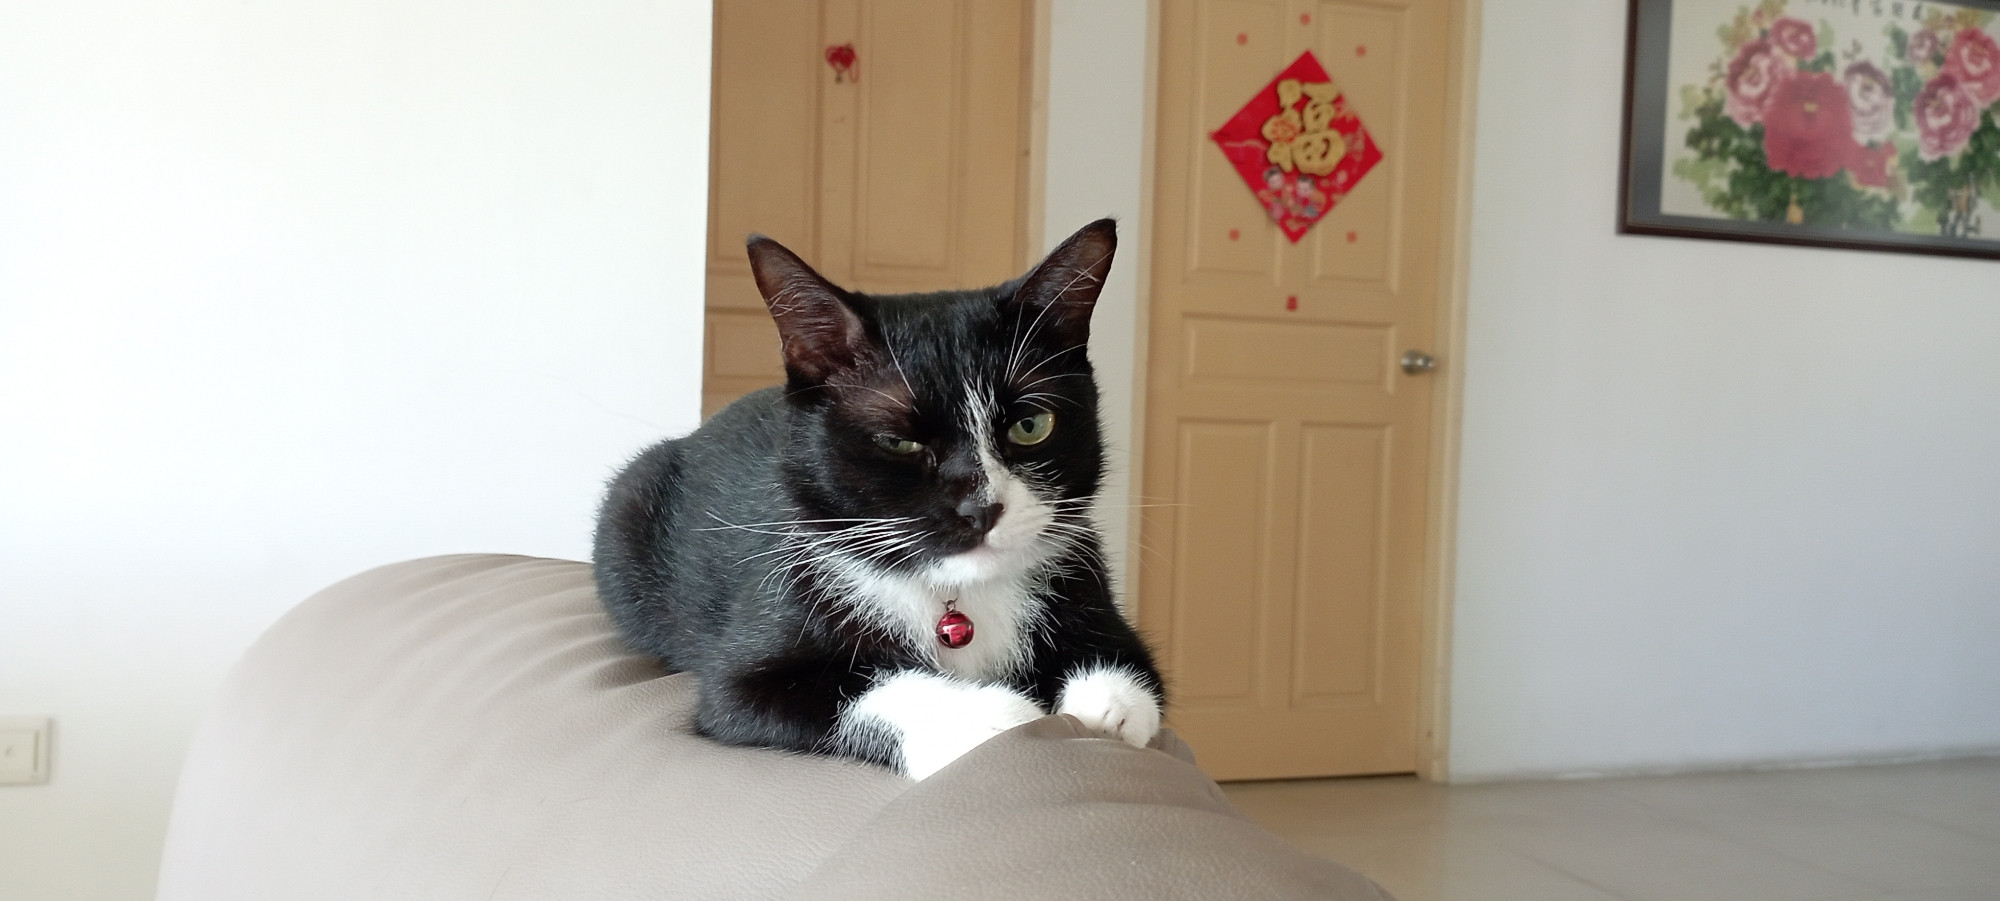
745,220,1116,586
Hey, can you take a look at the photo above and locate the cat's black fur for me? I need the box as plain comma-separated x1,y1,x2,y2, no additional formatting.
592,220,1162,774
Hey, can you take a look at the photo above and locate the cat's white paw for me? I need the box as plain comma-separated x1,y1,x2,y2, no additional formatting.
1056,665,1161,748
845,671,1045,780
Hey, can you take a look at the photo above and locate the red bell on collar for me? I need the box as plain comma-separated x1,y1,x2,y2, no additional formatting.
936,601,974,649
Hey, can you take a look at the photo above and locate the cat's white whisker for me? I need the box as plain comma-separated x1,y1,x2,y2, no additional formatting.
1048,253,1109,300
828,379,913,409
1033,344,1091,367
885,341,918,406
1005,281,1067,383
1014,374,1082,395
699,514,918,530
1011,351,1089,390
1004,258,1103,386
1014,392,1070,410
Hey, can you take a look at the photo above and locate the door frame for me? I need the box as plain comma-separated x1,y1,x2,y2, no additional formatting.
1023,0,1479,781
1414,0,1479,784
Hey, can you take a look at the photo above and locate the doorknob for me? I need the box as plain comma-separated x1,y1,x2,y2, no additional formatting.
1400,350,1437,375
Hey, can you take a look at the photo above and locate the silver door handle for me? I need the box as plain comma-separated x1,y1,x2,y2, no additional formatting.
1401,350,1437,375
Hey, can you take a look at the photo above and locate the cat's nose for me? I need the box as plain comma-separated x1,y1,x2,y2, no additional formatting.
956,499,1004,536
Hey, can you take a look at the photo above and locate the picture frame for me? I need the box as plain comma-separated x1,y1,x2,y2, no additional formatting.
1619,0,2000,260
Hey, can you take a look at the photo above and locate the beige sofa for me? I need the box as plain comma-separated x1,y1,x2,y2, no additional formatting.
154,555,1391,900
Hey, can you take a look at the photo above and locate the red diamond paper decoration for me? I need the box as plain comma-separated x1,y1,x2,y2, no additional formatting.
1209,50,1382,243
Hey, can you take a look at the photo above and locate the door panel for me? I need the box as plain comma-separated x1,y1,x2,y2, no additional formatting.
1306,3,1406,291
707,312,785,380
1187,1,1287,281
704,0,822,416
854,0,960,274
707,0,821,290
1182,316,1391,388
1143,0,1451,779
1169,421,1276,706
1292,423,1389,703
703,0,1027,418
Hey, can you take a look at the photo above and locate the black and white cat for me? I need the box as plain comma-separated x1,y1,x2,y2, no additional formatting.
592,219,1164,779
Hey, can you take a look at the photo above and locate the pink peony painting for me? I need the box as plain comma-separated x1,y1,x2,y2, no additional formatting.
1768,16,1819,59
1944,27,2000,106
1725,38,1795,127
1623,0,2000,255
1842,62,1895,145
1915,74,1984,160
1761,71,1856,178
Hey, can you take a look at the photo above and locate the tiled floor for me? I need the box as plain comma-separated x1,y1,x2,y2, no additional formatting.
1221,758,2000,901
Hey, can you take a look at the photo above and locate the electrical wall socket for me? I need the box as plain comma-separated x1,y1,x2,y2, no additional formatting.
0,717,52,785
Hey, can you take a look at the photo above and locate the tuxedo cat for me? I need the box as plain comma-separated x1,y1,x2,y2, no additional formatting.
592,220,1163,779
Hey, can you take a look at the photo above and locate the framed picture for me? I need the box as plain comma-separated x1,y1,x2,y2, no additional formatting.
1620,0,2000,259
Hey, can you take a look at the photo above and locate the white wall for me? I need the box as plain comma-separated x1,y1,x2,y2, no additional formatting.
0,2,710,897
1043,0,1156,599
1449,0,2000,780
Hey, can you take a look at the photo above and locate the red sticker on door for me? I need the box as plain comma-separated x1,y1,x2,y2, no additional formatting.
1209,51,1382,243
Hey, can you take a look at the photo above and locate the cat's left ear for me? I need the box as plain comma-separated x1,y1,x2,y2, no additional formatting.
746,235,869,385
1007,218,1117,347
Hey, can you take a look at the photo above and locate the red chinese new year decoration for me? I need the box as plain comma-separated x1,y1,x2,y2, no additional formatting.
1209,51,1382,243
825,43,858,83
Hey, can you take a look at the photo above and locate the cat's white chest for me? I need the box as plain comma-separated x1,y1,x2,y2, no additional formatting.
834,565,1040,683
927,578,1038,680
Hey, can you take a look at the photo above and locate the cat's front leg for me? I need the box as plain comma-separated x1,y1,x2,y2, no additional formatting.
1055,664,1162,749
838,671,1045,780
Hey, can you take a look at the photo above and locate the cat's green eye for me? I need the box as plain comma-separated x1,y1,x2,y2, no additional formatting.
875,435,924,455
1006,411,1056,446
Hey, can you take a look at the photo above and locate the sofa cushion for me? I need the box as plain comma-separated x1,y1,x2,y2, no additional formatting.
785,715,1391,900
155,555,1390,900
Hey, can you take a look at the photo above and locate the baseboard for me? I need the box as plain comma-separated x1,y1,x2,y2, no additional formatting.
1447,745,2000,785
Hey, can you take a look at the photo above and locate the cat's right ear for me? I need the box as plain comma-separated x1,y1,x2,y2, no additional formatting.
1007,218,1117,349
746,235,867,384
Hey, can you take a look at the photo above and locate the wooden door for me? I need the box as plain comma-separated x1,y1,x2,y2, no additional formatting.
703,0,1030,417
1141,0,1457,779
